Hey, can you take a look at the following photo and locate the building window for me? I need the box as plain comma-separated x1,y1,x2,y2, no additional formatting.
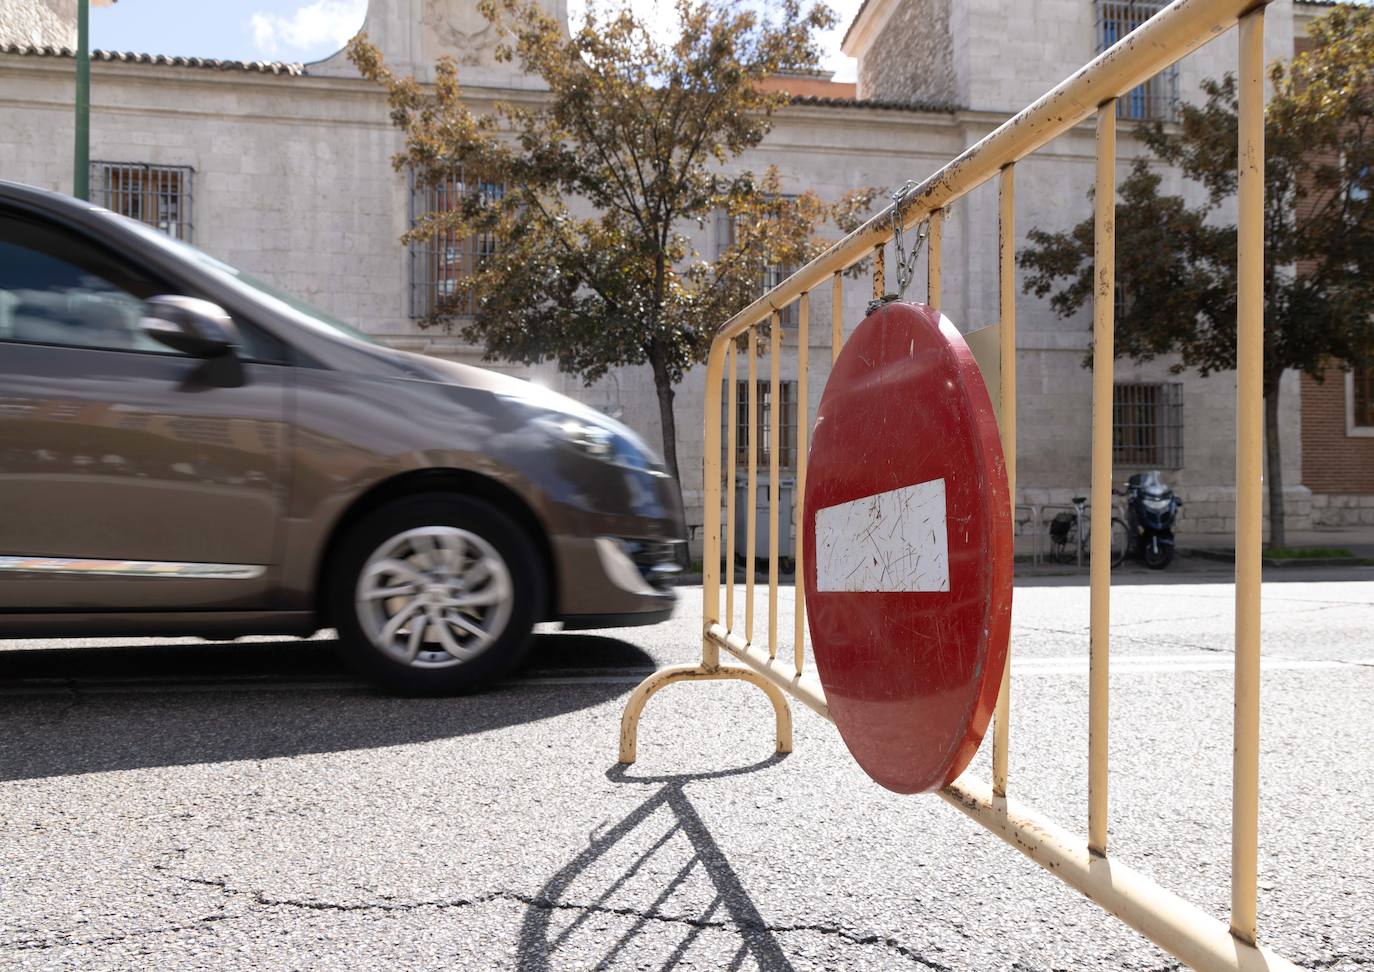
1351,365,1374,432
91,162,193,240
714,208,798,327
1095,2,1179,122
1114,382,1183,468
409,171,503,319
724,379,798,472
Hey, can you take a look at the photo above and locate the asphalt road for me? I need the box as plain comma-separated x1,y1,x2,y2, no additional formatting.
1,567,1371,970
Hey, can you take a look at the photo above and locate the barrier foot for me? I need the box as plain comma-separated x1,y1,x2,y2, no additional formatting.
618,662,793,764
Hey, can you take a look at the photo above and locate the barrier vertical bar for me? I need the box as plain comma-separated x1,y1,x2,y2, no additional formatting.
1231,5,1265,946
769,311,782,659
993,163,1015,798
928,208,943,309
873,244,885,301
746,328,759,645
831,271,843,363
702,338,727,670
1089,103,1116,856
725,342,737,632
795,294,810,676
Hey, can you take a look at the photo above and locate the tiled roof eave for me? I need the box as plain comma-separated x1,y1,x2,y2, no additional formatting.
0,43,303,76
789,94,960,114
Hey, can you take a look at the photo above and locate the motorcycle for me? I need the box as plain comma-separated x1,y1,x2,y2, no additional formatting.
1123,471,1182,569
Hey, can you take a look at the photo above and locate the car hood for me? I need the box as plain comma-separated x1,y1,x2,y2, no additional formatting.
373,346,661,461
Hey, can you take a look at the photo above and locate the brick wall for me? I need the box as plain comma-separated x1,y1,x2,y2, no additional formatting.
1301,367,1374,494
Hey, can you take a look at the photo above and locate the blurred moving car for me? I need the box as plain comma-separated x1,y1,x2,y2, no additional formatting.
0,181,683,693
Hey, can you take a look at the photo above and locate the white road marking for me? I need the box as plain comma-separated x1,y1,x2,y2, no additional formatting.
815,478,949,593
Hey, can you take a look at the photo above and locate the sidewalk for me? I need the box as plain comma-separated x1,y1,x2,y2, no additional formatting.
1015,523,1374,565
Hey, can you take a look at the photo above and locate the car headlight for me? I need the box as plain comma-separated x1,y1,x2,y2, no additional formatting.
533,415,615,461
531,413,666,474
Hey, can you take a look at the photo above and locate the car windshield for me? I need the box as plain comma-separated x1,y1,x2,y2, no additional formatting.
99,210,377,345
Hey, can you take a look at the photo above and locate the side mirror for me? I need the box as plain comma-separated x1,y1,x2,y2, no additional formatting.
140,296,240,358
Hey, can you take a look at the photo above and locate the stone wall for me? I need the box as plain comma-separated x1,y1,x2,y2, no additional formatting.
1016,485,1315,538
857,0,955,105
1311,494,1374,528
0,0,75,49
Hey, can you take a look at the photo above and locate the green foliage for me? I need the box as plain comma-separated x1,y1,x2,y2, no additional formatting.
1019,5,1374,396
349,0,873,483
1018,5,1374,547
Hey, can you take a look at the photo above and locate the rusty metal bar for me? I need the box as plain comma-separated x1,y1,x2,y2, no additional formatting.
769,311,782,659
708,624,829,720
1089,103,1116,856
831,271,842,363
928,208,943,309
709,0,1273,347
940,778,1302,972
873,244,885,301
746,328,758,645
621,4,1295,968
725,342,737,632
1231,5,1265,946
993,162,1015,798
795,294,810,677
700,624,1301,972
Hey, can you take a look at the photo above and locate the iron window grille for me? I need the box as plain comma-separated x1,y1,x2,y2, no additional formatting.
714,207,798,327
723,379,798,472
90,162,193,240
1095,1,1179,122
1113,382,1183,468
409,170,504,320
1353,365,1374,429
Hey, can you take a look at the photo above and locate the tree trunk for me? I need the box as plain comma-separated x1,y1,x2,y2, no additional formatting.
1264,386,1286,549
649,345,691,566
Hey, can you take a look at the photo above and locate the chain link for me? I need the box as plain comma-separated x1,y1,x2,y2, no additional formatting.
867,180,931,315
890,180,929,302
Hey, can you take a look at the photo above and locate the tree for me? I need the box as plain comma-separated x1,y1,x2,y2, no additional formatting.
348,0,873,511
1018,5,1374,547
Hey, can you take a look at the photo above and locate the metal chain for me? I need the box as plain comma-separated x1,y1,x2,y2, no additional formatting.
867,180,931,315
890,180,929,302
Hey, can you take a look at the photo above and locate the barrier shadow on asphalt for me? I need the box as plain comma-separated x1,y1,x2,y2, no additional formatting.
517,755,795,972
0,633,652,783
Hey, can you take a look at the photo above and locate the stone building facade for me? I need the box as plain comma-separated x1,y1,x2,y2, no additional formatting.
0,0,75,50
0,0,1341,551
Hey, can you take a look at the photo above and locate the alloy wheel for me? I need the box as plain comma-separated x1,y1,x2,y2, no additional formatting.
355,526,514,668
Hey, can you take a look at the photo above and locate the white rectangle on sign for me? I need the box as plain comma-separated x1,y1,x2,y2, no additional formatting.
814,478,949,592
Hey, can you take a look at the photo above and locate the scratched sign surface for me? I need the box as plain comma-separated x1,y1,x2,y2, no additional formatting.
802,301,1012,794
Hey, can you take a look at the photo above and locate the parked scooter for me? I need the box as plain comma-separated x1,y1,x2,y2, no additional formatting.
1122,471,1182,569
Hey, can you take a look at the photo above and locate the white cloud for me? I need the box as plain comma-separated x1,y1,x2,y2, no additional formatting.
249,0,367,58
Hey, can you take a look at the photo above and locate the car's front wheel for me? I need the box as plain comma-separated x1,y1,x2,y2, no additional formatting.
330,494,545,694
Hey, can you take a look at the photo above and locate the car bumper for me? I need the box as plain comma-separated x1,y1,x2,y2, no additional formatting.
550,534,681,627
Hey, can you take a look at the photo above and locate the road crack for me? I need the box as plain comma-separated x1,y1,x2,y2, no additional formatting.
156,873,948,967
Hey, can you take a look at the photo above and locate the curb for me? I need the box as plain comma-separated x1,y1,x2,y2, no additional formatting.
1186,549,1374,568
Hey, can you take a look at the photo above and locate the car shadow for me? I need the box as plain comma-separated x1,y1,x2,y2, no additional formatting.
516,755,797,971
0,633,653,783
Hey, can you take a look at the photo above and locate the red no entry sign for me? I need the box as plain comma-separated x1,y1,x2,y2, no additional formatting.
802,301,1012,794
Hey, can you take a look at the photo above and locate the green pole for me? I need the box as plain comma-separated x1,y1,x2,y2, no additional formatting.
74,0,90,200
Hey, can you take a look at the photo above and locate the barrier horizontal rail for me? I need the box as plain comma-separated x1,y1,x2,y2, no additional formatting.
618,1,1297,969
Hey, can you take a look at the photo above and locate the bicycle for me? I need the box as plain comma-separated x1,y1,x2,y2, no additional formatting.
1047,493,1128,567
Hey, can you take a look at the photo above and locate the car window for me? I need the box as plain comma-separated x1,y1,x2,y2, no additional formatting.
0,225,169,354
0,213,289,363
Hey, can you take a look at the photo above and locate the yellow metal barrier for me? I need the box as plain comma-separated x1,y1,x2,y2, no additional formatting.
618,2,1295,968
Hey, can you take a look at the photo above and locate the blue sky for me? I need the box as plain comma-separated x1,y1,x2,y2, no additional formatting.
91,0,864,79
